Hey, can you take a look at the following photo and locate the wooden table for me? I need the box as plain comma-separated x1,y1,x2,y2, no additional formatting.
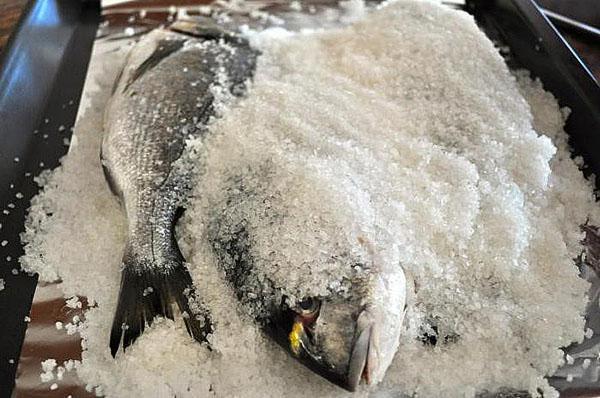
0,0,28,51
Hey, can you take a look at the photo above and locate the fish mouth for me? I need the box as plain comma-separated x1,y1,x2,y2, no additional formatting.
346,323,374,391
266,309,375,392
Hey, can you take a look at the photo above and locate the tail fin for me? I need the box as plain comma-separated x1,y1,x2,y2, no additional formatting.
109,253,213,357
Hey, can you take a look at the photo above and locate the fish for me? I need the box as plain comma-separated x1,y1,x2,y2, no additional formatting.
103,20,408,392
205,170,409,392
101,22,258,357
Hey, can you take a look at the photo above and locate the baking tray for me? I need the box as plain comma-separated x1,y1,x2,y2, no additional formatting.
0,1,100,396
0,0,598,397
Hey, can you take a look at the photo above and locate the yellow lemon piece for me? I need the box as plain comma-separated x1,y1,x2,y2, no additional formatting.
289,321,304,356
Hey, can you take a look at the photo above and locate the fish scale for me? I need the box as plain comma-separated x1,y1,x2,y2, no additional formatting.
101,26,257,356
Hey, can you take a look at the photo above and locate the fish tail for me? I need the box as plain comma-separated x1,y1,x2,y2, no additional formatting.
109,246,213,357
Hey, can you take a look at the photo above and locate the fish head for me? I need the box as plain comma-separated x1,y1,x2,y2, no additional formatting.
266,266,407,392
204,159,408,390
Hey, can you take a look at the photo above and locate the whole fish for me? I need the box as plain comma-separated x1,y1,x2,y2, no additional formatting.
103,21,408,393
101,22,257,356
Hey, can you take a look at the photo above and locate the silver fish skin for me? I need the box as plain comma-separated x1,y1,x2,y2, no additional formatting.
101,25,257,356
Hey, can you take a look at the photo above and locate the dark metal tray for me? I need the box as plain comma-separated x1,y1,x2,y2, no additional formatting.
0,0,598,397
0,1,99,396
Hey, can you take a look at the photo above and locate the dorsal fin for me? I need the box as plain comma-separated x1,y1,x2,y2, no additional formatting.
123,38,186,92
169,18,247,45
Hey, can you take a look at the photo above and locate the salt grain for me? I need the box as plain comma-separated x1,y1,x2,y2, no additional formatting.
585,328,594,339
41,358,57,373
64,359,76,371
56,366,65,380
142,286,154,296
583,358,591,369
50,383,58,390
66,296,82,309
65,323,78,335
40,372,54,383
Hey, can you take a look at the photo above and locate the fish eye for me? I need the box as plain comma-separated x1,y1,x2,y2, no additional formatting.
296,297,320,315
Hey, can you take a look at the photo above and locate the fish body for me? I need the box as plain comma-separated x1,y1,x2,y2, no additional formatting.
102,25,257,355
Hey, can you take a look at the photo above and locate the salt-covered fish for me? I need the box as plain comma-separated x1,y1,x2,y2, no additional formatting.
103,21,407,393
101,24,257,356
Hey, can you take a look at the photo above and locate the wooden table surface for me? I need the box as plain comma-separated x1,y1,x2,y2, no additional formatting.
0,0,28,51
